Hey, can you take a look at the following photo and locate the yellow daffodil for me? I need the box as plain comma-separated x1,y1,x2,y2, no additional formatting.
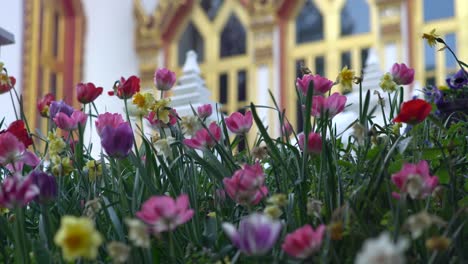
426,236,451,251
267,194,288,207
54,216,103,261
48,131,66,156
150,98,172,123
338,66,355,92
264,205,283,219
422,29,440,47
329,221,344,240
379,73,398,92
85,160,102,181
51,156,73,176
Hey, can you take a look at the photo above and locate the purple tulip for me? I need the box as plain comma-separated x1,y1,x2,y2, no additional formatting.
30,171,57,203
222,213,282,256
49,100,74,119
446,69,468,89
100,122,134,158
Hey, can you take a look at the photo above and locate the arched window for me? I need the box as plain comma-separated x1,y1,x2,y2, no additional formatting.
424,0,454,21
201,0,223,21
340,0,370,36
220,14,246,58
295,0,323,44
178,22,204,66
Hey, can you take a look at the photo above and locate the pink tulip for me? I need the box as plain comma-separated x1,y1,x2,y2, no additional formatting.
298,132,322,154
391,160,439,199
0,132,40,171
223,163,268,206
53,110,87,131
225,111,253,135
136,194,194,233
0,174,39,208
197,104,213,119
95,113,126,136
183,122,221,150
391,63,414,85
311,93,347,118
282,224,326,259
296,74,333,96
154,68,176,91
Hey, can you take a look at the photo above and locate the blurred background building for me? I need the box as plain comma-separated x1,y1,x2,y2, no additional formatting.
0,0,467,136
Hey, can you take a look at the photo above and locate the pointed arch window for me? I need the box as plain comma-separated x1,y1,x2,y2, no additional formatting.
178,22,204,66
340,0,370,36
201,0,224,21
220,14,246,58
295,0,323,44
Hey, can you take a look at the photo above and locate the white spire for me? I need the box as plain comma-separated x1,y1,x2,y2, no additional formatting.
182,50,201,75
170,50,218,117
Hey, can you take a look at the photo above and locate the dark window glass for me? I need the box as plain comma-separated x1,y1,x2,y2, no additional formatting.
219,73,228,104
426,77,436,87
424,41,435,71
360,48,369,70
315,56,325,76
237,70,247,101
50,73,57,96
178,22,204,66
220,14,246,57
53,12,60,58
341,51,352,69
200,0,223,20
296,0,323,44
341,0,370,36
424,0,454,21
445,33,457,69
295,59,305,132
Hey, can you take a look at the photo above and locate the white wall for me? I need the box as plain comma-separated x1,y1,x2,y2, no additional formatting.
0,0,23,125
81,0,140,156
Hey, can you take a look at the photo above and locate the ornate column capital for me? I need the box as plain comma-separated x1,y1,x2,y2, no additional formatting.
248,0,283,64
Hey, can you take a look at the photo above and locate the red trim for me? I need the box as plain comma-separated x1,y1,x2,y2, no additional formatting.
407,0,414,93
277,0,297,111
161,0,194,42
63,16,76,105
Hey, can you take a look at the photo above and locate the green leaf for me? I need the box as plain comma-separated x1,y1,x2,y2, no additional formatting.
435,168,450,184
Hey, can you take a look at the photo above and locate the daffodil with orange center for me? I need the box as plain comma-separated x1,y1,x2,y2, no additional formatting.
54,216,103,261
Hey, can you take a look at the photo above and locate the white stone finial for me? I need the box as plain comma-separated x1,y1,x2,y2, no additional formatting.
182,50,201,74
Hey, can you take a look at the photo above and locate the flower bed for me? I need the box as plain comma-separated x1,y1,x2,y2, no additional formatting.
0,32,467,263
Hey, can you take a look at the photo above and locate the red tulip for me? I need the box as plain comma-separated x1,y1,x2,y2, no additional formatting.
108,76,140,99
393,99,432,125
77,82,103,104
0,74,15,94
0,120,33,148
37,93,55,117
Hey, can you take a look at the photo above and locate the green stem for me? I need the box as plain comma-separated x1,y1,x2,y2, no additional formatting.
13,207,29,264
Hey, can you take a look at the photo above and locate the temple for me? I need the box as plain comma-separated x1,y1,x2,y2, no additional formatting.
1,0,467,137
